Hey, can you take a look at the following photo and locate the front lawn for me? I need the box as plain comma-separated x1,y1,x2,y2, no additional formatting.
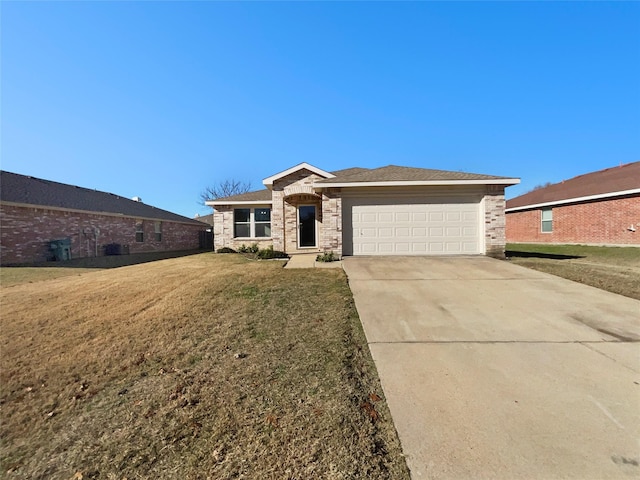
506,243,640,300
1,253,409,479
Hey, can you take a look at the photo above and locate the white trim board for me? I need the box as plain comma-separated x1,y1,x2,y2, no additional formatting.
505,188,640,212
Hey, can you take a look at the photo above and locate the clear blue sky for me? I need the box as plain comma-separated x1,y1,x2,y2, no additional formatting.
2,1,639,218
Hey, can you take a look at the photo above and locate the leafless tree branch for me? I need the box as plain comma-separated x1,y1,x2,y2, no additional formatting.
199,179,252,205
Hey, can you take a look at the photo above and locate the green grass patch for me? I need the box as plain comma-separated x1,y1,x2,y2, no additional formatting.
506,243,640,300
507,243,640,265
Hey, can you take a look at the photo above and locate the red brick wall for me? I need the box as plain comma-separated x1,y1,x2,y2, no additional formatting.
0,204,206,264
506,195,640,245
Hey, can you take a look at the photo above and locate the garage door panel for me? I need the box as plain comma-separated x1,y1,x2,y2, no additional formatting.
346,197,482,256
429,243,444,253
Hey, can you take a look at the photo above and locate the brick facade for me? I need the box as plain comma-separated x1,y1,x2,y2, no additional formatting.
506,195,640,245
1,204,206,265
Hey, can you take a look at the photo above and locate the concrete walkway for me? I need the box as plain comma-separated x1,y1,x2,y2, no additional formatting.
284,253,343,269
343,256,640,480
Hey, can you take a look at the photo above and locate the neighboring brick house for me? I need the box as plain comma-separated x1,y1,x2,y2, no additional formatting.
506,162,640,245
0,171,209,264
207,163,519,258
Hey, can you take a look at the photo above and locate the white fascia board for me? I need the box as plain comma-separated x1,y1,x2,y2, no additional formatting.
505,188,640,213
206,200,273,207
314,179,520,189
262,162,335,187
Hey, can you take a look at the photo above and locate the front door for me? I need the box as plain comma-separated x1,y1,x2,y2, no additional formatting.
298,205,317,248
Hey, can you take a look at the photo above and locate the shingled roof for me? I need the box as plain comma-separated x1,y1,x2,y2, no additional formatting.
0,171,204,225
506,162,640,211
206,189,273,204
208,164,519,204
317,165,517,184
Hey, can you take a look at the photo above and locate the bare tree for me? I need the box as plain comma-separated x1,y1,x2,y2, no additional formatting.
199,179,252,205
526,181,553,194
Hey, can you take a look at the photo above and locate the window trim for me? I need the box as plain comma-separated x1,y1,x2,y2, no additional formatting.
233,206,272,239
541,207,553,233
154,221,162,242
135,220,144,242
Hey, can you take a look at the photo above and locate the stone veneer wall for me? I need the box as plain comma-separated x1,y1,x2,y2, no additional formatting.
320,188,342,256
273,169,327,254
1,204,205,265
212,205,273,251
484,186,507,258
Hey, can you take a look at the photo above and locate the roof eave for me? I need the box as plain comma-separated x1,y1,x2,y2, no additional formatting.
505,188,640,212
313,179,520,189
206,200,274,207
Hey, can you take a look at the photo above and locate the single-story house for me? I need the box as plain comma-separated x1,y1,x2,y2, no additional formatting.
0,171,209,265
506,162,640,246
207,163,520,258
506,162,640,245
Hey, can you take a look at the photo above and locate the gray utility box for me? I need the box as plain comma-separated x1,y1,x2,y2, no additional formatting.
50,238,72,261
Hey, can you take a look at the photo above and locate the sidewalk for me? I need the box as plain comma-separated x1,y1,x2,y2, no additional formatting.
284,254,343,269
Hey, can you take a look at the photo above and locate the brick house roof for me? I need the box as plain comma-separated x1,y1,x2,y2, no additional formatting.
195,213,215,225
0,171,204,225
506,162,640,210
317,165,516,183
207,189,273,203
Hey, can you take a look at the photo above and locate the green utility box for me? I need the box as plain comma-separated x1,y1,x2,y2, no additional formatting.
50,238,72,261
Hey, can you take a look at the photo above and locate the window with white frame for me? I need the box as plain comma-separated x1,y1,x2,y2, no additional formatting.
136,221,144,242
234,208,271,238
154,221,162,242
541,208,553,232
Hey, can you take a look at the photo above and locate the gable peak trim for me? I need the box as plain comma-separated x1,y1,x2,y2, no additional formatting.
262,162,335,187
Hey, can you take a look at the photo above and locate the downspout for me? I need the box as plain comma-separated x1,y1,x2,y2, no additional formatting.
94,227,100,257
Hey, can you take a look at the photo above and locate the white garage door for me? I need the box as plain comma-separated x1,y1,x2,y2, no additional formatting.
344,197,482,255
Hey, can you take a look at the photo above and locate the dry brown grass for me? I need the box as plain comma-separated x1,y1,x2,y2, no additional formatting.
1,253,409,479
507,244,640,300
1,267,102,287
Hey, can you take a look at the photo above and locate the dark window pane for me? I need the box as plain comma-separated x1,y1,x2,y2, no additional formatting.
255,223,271,238
234,209,250,223
255,208,271,222
234,224,250,237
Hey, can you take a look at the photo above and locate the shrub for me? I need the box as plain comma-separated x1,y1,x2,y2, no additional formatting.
216,247,237,254
257,246,288,259
238,243,259,254
316,251,339,262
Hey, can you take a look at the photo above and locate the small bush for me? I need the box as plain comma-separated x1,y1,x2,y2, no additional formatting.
216,247,237,254
257,246,288,259
238,243,259,254
316,251,339,263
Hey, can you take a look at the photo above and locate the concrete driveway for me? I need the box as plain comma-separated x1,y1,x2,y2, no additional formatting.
343,256,640,480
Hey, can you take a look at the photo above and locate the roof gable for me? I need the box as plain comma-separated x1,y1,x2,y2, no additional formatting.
506,162,640,210
0,171,203,225
262,162,335,188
